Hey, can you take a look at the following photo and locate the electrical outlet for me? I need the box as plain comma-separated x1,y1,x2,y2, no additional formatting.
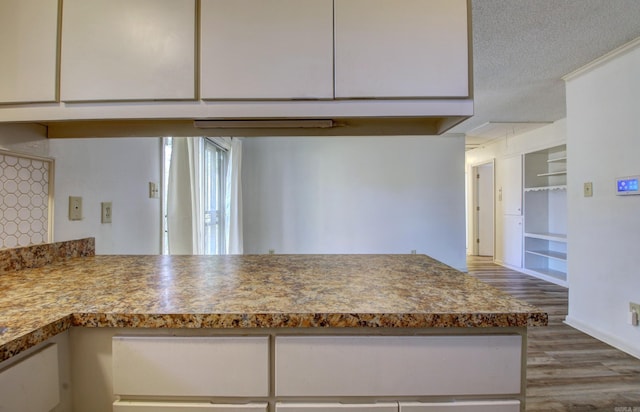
268,249,275,255
411,250,417,254
69,196,82,220
149,182,159,198
584,182,593,197
101,202,112,223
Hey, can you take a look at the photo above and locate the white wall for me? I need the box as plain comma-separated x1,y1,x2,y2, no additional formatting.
465,120,567,261
49,138,162,255
564,39,640,358
242,136,467,271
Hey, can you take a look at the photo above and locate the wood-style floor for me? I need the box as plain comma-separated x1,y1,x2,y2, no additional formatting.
467,256,640,412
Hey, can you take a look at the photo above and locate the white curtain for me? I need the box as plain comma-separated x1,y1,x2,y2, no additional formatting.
166,137,204,254
225,137,243,254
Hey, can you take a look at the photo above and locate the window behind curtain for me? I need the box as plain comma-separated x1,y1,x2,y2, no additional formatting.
203,138,228,255
162,137,228,255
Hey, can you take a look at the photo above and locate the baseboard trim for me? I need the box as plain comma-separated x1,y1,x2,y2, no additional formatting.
564,316,640,360
494,261,523,272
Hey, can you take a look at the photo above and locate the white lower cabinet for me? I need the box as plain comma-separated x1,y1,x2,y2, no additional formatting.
275,401,520,412
276,403,398,412
111,334,524,412
112,336,269,397
400,401,520,412
0,343,60,412
275,335,522,396
113,401,268,412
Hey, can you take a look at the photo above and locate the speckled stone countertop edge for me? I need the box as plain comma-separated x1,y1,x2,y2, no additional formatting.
71,311,547,328
0,315,74,362
0,311,547,362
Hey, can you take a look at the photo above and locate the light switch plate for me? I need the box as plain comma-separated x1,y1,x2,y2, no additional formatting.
584,182,593,197
69,196,82,220
101,202,112,223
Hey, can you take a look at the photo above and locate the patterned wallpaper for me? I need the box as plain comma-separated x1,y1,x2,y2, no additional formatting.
0,150,53,249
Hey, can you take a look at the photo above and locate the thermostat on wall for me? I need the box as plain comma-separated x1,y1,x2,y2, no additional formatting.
616,176,640,195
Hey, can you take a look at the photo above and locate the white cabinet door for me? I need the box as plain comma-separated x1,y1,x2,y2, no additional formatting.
0,0,58,103
502,214,523,268
114,401,268,412
400,400,520,412
276,403,398,412
61,0,196,101
0,344,59,412
275,335,522,397
113,336,269,397
201,0,333,99
498,155,523,215
334,0,469,98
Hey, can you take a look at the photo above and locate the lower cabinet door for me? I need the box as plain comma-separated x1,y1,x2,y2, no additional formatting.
276,403,398,412
112,336,269,397
399,401,520,412
0,343,60,412
114,401,268,412
275,335,522,396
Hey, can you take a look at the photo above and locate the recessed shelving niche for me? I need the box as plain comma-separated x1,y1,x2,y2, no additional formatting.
522,144,568,287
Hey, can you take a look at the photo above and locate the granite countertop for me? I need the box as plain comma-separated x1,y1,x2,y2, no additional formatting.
0,254,547,361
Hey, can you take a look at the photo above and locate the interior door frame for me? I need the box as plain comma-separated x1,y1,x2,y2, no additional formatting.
470,159,495,256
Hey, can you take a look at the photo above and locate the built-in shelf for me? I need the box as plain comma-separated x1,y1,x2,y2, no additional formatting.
536,170,567,177
524,185,567,192
521,267,568,287
524,232,567,242
547,156,567,163
523,144,567,286
525,249,567,262
525,267,567,281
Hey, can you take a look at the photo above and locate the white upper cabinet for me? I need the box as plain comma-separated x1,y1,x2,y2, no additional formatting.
334,0,469,99
0,0,58,104
60,0,196,101
200,0,334,100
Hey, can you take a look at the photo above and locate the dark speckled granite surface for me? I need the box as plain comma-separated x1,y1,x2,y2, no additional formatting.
0,253,547,362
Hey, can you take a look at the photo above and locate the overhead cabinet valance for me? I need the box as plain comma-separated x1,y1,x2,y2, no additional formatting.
0,0,472,135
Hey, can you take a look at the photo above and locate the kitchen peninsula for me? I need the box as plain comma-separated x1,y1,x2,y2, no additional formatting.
0,240,547,412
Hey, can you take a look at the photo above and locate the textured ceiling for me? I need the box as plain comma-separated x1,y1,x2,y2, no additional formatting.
449,0,640,139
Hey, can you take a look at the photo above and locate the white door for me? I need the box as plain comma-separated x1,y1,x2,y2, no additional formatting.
499,155,523,216
502,215,523,268
476,163,494,256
